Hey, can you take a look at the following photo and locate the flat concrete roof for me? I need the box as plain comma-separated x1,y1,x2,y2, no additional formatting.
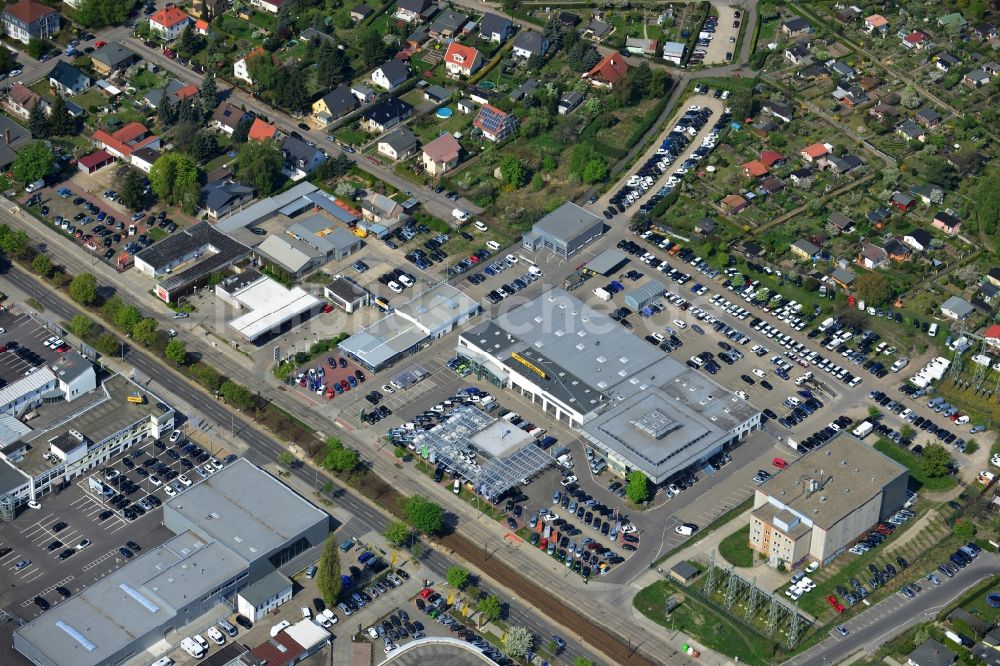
380,638,494,665
584,248,629,276
531,202,602,242
227,276,320,341
395,282,478,335
340,313,428,368
756,434,908,530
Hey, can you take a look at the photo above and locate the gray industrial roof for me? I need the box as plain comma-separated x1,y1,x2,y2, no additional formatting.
138,221,248,275
584,248,628,276
239,570,292,606
532,202,602,243
755,434,907,530
165,458,328,561
395,282,478,335
213,182,319,233
339,313,428,368
941,295,974,318
288,214,363,254
623,279,666,310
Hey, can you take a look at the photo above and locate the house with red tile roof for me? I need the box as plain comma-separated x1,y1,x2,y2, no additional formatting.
863,14,889,35
984,323,1000,348
742,160,768,179
92,123,160,171
444,42,482,79
758,150,785,167
149,3,192,40
902,30,928,49
248,118,278,141
5,82,46,120
722,194,749,213
1,0,58,44
582,53,629,89
800,142,831,162
78,150,115,174
194,19,209,34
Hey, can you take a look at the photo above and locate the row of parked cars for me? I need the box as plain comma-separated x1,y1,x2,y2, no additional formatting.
868,390,967,451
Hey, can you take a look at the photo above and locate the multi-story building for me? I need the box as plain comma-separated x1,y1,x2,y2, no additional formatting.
2,0,59,45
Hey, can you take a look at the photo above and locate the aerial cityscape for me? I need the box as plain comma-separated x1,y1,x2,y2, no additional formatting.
0,0,996,664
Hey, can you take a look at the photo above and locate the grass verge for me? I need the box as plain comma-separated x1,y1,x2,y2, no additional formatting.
873,439,957,492
718,526,755,567
652,497,753,568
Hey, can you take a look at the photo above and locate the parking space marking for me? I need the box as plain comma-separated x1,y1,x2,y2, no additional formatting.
19,575,75,608
82,550,119,572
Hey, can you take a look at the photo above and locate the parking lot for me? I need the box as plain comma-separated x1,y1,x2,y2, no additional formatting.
700,2,743,65
0,311,70,385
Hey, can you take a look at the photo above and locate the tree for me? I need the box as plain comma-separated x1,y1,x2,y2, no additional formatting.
31,253,52,277
383,520,410,547
68,315,93,339
359,27,391,68
446,566,469,589
477,594,501,621
27,103,49,138
921,443,952,478
952,519,975,541
867,406,881,420
504,626,534,658
402,495,445,535
157,90,177,125
114,304,142,332
626,471,650,504
164,338,187,365
199,73,219,116
149,152,200,205
498,154,527,189
176,24,205,60
899,86,920,109
316,534,343,604
920,156,960,190
236,139,284,195
95,333,122,357
75,0,138,28
27,38,49,60
581,157,607,184
316,42,351,88
12,141,54,184
323,437,360,473
900,424,915,441
574,659,596,666
630,213,651,234
975,176,1000,237
277,450,296,469
68,273,98,305
187,132,219,163
854,273,892,306
232,114,254,143
131,318,159,347
119,168,147,210
220,381,256,411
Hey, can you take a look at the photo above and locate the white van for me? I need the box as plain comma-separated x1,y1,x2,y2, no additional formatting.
486,240,501,252
180,637,206,659
453,479,461,494
452,208,469,222
24,179,44,193
151,658,175,666
474,220,488,232
928,323,938,337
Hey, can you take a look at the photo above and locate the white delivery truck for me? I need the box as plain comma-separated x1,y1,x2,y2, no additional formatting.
852,421,873,438
452,208,469,222
593,287,612,301
818,317,835,332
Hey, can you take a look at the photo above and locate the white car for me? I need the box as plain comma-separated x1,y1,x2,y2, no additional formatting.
177,474,192,487
164,485,177,497
321,608,338,625
206,626,226,646
560,475,577,486
387,281,403,294
734,391,748,400
270,620,291,637
673,319,686,329
381,384,395,394
474,221,488,232
991,453,1000,467
192,635,210,653
805,561,819,573
300,606,311,619
169,429,183,443
675,523,698,536
148,476,162,486
367,626,380,639
398,274,414,288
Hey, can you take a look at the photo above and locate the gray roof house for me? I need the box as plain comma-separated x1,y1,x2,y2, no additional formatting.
907,639,956,666
281,135,326,175
940,295,975,320
0,115,32,171
377,128,420,160
479,12,512,43
512,29,548,59
521,202,604,259
429,9,468,38
314,85,356,123
915,107,942,127
48,61,91,95
143,79,194,109
897,119,925,141
201,180,256,220
371,58,410,90
558,90,584,114
90,42,140,75
828,211,855,233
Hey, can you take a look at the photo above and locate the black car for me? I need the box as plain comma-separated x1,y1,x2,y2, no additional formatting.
119,547,133,558
98,510,114,521
52,521,68,532
126,540,141,552
34,596,50,610
236,614,253,629
47,540,63,551
55,586,71,599
59,549,76,560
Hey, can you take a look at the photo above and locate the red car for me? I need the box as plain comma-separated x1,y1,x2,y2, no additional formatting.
772,457,788,469
340,379,350,391
418,588,434,599
321,304,334,313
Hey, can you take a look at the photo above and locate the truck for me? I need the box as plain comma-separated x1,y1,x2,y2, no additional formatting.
593,287,612,301
852,421,874,438
818,317,835,333
928,323,938,337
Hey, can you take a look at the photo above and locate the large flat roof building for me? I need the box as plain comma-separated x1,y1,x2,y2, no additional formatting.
521,202,604,259
14,459,329,666
216,270,321,343
748,434,908,568
458,289,761,482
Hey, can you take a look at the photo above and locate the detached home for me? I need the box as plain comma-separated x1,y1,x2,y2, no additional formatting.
932,211,961,236
210,102,246,136
444,42,482,79
858,241,888,269
473,103,516,142
940,295,974,321
2,0,58,44
512,29,547,59
800,142,831,162
395,0,434,23
864,14,889,35
936,53,961,72
890,191,916,212
371,58,410,90
311,85,357,125
915,107,942,128
479,12,511,43
48,61,91,95
281,136,326,176
421,132,462,175
897,119,926,142
361,96,413,133
582,52,628,89
763,100,793,123
148,3,191,40
377,128,419,160
903,229,932,252
828,211,855,234
791,239,820,260
781,17,811,37
963,69,991,87
785,41,811,64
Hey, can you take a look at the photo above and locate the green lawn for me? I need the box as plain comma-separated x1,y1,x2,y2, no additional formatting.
873,439,957,492
335,127,368,146
633,581,778,666
718,526,755,567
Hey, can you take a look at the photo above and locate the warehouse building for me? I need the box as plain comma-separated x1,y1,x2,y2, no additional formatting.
0,373,173,508
521,202,604,259
324,275,370,313
748,434,908,568
0,351,95,416
13,459,329,666
623,279,666,311
340,282,479,371
458,289,761,483
255,214,364,278
216,270,321,343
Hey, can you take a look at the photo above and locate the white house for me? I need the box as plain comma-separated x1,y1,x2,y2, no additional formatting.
371,58,409,90
148,3,192,41
444,42,482,79
233,48,267,84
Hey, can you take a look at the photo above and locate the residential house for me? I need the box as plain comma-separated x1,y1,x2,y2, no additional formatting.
836,6,861,23
142,79,198,109
625,37,658,56
582,52,628,89
858,241,888,269
361,96,413,133
558,91,584,115
201,180,255,220
758,176,785,195
909,183,944,205
791,239,820,260
48,61,91,95
299,28,335,45
250,0,287,13
983,62,1000,76
194,18,208,34
512,30,547,59
890,191,916,212
781,17,811,37
785,40,811,64
915,108,942,128
797,62,829,79
191,0,224,20
940,295,974,321
311,86,356,125
457,99,476,114
902,30,929,49
789,167,814,186
721,194,749,214
906,638,958,666
92,122,159,164
662,41,685,64
421,132,461,175
763,100,794,123
828,211,855,234
973,24,998,41
858,75,882,92
740,240,763,258
377,128,419,160
90,43,140,76
937,13,967,30
800,142,831,162
864,14,889,35
248,118,277,141
444,42,482,79
834,83,868,107
210,102,245,136
148,3,191,40
423,84,450,104
979,282,1000,304
351,84,376,104
473,103,516,142
827,59,856,79
963,69,991,87
479,12,512,43
742,160,768,179
936,53,961,72
0,115,32,171
585,18,613,41
281,136,326,177
406,25,430,48
556,11,580,28
932,211,961,235
869,103,899,121
6,83,47,120
897,119,926,142
903,228,932,252
867,208,891,225
830,267,856,289
824,154,864,174
752,118,779,138
2,0,58,44
428,9,468,39
884,237,911,261
371,58,410,90
988,268,1000,289
694,218,717,235
234,47,270,85
361,193,407,227
350,3,373,22
758,150,785,168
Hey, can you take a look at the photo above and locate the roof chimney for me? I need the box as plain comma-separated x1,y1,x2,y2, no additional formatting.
5,129,10,145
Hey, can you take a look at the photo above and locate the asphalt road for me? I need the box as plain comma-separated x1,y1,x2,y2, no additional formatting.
785,555,999,665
